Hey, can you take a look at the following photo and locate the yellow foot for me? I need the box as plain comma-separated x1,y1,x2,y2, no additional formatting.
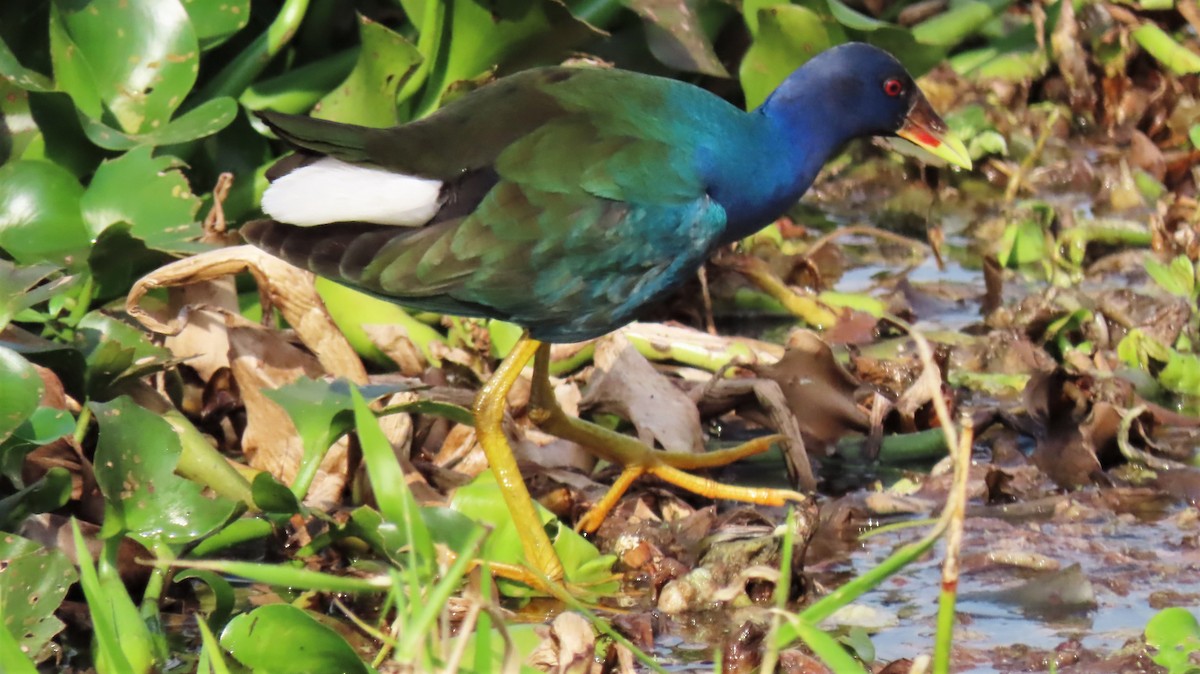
575,435,809,533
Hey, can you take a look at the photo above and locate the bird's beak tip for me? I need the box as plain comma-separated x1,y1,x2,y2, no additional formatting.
896,97,973,171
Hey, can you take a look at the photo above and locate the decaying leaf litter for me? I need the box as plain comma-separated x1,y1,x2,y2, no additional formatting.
4,0,1200,672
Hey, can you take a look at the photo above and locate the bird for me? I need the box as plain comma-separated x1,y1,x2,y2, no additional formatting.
242,42,972,592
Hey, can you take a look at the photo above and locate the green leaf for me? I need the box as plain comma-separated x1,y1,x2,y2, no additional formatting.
739,4,833,109
0,80,42,164
451,472,617,597
221,604,376,674
0,345,42,446
1145,255,1196,299
78,96,237,150
80,146,202,249
0,467,71,529
0,160,90,267
75,312,173,397
1145,607,1200,672
182,0,250,51
50,0,200,134
251,472,302,514
240,49,358,114
92,396,238,545
910,0,1011,47
0,33,54,93
0,535,78,665
1189,124,1200,150
0,260,66,332
1132,23,1200,75
817,0,945,75
174,569,236,629
997,218,1048,268
1159,349,1200,397
72,520,156,674
313,16,420,127
623,0,728,76
352,385,435,572
264,377,358,499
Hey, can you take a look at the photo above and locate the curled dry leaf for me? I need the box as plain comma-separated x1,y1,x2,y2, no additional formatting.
127,245,367,385
751,330,869,449
162,279,238,382
583,332,703,453
529,612,599,674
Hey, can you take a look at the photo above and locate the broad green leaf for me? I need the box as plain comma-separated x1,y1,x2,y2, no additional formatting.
0,467,71,530
241,49,358,114
416,0,566,115
0,345,41,445
816,0,945,75
1190,124,1200,150
75,312,173,396
0,407,76,485
47,4,102,119
0,33,53,93
1145,255,1196,299
451,472,617,597
316,277,446,367
0,80,42,164
0,535,78,664
264,377,357,499
78,96,237,150
739,4,833,109
997,218,1048,268
51,0,200,133
623,0,728,76
182,0,250,51
251,472,302,514
221,605,376,674
174,569,236,629
910,0,1011,47
313,16,420,127
1133,24,1200,75
80,146,202,249
0,260,64,332
1159,350,1200,397
92,396,238,544
1145,607,1200,672
0,160,90,267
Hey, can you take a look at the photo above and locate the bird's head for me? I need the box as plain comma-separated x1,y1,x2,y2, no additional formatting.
761,42,972,170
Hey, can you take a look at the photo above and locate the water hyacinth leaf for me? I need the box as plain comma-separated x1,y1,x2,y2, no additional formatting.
1,407,76,485
418,0,563,114
251,471,302,514
1132,23,1200,75
1145,255,1197,299
0,467,72,530
451,472,617,596
50,0,200,134
174,569,236,629
314,16,420,127
92,396,238,545
221,604,375,674
0,260,63,332
1145,607,1200,671
815,0,944,75
0,81,42,164
183,0,250,51
0,345,42,445
80,146,202,250
78,95,238,150
1158,349,1200,396
75,312,173,395
241,49,359,114
0,160,90,267
910,0,1011,47
740,4,833,109
264,377,357,493
624,0,728,76
0,535,78,664
0,33,53,93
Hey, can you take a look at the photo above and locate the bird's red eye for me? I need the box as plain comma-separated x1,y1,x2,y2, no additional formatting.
883,78,904,97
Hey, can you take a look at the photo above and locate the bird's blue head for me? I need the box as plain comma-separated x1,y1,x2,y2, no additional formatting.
759,43,971,169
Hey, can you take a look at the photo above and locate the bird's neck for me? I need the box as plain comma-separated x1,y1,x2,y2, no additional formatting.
703,104,843,246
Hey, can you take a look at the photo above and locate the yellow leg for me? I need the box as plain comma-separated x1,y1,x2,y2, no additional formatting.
529,344,809,533
474,335,565,583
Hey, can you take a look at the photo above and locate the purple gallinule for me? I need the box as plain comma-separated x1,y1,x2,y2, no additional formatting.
243,42,971,590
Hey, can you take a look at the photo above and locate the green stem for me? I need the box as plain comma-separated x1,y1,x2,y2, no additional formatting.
191,0,312,104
